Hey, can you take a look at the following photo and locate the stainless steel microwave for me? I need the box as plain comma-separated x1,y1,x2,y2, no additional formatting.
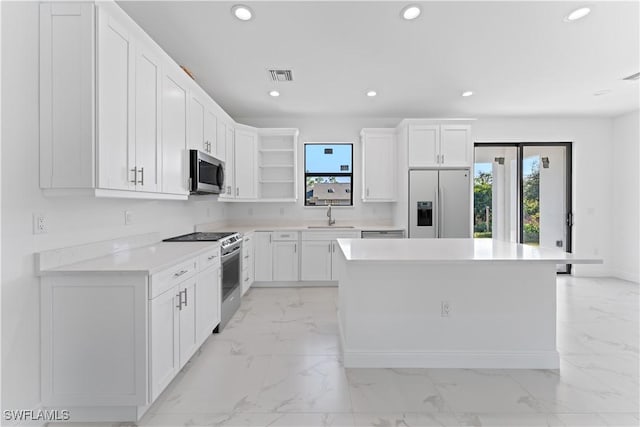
189,150,224,194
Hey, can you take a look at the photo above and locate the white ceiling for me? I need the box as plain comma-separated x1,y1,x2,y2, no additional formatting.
118,1,639,119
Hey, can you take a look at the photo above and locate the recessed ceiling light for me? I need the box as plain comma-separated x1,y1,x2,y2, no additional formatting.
401,5,421,20
366,90,377,97
564,7,591,22
269,90,280,97
462,91,474,97
232,5,253,21
593,89,612,96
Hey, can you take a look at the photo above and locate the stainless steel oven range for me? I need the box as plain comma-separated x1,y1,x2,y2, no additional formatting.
163,231,242,332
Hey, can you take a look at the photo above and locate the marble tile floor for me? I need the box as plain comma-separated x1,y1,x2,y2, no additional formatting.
58,276,639,427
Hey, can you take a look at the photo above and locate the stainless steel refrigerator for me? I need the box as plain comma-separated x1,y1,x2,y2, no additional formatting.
409,169,471,238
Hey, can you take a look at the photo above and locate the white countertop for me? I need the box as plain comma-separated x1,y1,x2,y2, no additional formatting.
39,241,219,276
196,222,404,234
336,238,602,264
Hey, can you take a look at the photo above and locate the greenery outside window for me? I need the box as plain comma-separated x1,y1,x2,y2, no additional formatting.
304,144,353,206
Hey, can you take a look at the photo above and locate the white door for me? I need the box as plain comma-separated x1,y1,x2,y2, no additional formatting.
234,129,257,199
178,280,198,368
301,241,332,281
223,125,235,197
161,70,189,195
216,121,227,161
133,42,161,192
195,266,220,346
189,95,205,151
204,109,217,155
440,125,471,166
253,232,273,281
97,6,134,190
408,125,439,167
363,133,395,200
149,287,179,402
272,241,299,281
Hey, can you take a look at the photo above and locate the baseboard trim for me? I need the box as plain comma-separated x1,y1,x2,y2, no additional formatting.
251,280,337,288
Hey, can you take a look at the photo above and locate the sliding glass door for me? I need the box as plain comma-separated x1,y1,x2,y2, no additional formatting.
474,143,572,273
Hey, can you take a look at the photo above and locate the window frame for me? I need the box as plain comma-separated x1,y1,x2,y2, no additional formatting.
303,142,354,207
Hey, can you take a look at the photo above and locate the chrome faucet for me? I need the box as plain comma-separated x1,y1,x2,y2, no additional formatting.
327,203,335,226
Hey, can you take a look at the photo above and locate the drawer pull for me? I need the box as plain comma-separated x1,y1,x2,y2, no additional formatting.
173,269,188,278
207,255,218,261
244,255,249,259
244,277,249,282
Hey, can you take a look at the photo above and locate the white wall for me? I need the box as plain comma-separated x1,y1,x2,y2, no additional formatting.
0,2,224,414
232,116,400,225
611,110,640,283
473,117,614,277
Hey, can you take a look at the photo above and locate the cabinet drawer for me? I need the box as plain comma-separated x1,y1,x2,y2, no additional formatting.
198,247,220,271
150,258,197,299
301,230,361,241
272,231,298,241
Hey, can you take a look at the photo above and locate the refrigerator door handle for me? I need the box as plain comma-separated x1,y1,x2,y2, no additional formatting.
439,186,444,238
434,188,439,238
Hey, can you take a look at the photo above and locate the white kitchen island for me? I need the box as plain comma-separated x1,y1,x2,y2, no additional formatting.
335,238,600,369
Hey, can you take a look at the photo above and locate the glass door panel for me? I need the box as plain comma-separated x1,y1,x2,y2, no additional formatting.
475,143,572,274
522,145,570,273
474,146,518,241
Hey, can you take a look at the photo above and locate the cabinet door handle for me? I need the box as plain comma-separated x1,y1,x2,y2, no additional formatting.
227,186,231,195
332,242,335,253
366,188,370,197
269,234,272,244
328,243,331,253
244,255,249,259
183,288,188,307
138,167,144,185
130,167,138,183
173,269,188,278
176,293,182,310
441,154,445,164
294,243,297,253
236,187,239,196
244,277,249,282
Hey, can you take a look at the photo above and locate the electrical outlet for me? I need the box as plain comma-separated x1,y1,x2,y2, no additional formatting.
124,210,133,225
441,301,451,317
33,213,48,234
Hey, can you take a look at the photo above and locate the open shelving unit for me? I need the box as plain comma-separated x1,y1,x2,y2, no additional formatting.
257,129,299,201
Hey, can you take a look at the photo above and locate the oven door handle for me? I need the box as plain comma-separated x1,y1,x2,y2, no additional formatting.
221,249,241,262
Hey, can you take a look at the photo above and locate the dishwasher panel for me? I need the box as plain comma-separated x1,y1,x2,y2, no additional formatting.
361,230,406,239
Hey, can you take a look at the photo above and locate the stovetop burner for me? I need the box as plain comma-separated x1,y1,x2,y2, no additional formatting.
163,232,238,243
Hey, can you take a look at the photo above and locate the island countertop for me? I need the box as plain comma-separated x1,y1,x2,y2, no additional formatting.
336,238,601,264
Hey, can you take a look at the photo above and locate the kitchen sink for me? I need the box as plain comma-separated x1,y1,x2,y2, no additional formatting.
307,225,356,229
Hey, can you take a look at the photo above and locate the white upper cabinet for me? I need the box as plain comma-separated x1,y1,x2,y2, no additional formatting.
161,67,189,196
440,124,472,166
133,39,162,193
405,121,472,168
361,128,396,202
233,126,258,199
216,121,228,162
188,90,218,156
39,1,237,200
408,125,439,167
96,4,135,191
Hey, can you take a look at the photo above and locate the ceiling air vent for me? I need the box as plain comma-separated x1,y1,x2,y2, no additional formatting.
623,72,640,81
268,69,294,82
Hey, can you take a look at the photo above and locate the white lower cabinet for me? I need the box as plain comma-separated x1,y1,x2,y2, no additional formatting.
149,285,180,402
272,241,299,281
300,240,332,281
300,231,361,281
241,233,254,295
41,245,221,421
253,231,299,282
